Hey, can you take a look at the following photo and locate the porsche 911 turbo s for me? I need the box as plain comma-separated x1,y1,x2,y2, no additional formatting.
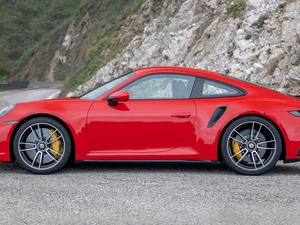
1,67,300,175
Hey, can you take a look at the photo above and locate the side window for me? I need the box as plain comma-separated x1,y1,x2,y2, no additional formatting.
203,80,238,96
191,78,244,98
122,74,195,99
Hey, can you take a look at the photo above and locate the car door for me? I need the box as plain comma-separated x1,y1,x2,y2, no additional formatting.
87,74,197,154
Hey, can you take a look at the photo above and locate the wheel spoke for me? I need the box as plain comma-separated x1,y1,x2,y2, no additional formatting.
47,147,62,157
47,135,62,145
232,148,248,165
39,153,43,169
230,148,247,159
46,149,59,162
251,152,257,169
257,140,276,149
232,129,248,143
30,125,40,141
19,141,35,145
257,146,276,150
19,142,36,152
253,151,265,167
31,151,42,167
250,122,255,140
229,136,246,145
19,147,37,152
37,123,44,140
254,123,262,140
46,128,59,142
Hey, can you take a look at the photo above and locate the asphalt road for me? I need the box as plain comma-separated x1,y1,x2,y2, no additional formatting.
1,82,300,224
0,82,64,109
0,161,300,224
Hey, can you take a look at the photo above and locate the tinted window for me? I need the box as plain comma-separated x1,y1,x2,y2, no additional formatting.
122,74,195,99
191,78,245,98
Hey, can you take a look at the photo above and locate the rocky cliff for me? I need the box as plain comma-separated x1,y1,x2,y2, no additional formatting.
67,0,300,96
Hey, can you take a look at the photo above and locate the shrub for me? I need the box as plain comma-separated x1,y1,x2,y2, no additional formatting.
245,34,252,40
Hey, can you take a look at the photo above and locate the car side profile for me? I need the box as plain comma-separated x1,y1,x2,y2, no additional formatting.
0,67,300,175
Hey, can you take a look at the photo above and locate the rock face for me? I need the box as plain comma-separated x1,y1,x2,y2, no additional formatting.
68,0,300,96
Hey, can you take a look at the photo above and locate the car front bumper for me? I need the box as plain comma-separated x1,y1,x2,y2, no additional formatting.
0,122,17,162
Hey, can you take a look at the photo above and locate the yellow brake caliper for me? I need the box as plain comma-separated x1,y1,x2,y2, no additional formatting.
50,129,62,159
232,140,242,160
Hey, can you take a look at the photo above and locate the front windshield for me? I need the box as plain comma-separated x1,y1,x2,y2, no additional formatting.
80,72,135,100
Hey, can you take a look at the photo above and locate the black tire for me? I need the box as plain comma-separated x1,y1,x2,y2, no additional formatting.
13,117,71,174
220,116,282,175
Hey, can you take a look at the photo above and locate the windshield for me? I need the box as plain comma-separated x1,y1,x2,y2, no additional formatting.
80,72,135,100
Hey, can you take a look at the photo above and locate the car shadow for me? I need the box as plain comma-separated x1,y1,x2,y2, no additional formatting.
270,163,300,175
62,161,300,176
64,161,232,174
1,161,300,175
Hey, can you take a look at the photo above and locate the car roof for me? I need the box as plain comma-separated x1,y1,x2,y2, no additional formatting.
134,66,222,78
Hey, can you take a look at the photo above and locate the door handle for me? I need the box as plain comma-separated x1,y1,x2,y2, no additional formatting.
171,113,191,118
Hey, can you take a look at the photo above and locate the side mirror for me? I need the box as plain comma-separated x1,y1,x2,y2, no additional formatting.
108,90,129,106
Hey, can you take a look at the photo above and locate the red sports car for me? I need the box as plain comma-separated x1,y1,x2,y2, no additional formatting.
1,67,300,175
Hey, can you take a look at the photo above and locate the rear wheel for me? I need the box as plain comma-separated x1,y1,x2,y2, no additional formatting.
13,117,71,174
220,116,282,175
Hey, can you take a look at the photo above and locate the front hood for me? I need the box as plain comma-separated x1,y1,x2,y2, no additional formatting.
18,96,86,105
7,97,95,121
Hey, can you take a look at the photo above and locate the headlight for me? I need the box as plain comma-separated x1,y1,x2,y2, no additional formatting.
0,104,16,118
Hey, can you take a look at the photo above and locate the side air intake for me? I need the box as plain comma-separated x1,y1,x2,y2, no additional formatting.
207,106,227,128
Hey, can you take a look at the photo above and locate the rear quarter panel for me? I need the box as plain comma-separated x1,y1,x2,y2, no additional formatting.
185,96,300,161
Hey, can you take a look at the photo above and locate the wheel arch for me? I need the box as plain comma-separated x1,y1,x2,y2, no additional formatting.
9,114,76,162
217,114,286,162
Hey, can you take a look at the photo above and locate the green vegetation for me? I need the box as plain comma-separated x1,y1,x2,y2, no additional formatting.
256,14,268,28
227,2,246,13
237,22,242,30
278,3,286,9
245,34,252,40
227,1,246,18
293,61,300,66
0,0,147,93
0,0,82,82
62,0,146,91
205,33,211,39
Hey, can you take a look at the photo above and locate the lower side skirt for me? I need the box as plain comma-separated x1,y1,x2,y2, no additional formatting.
75,160,219,165
284,158,300,163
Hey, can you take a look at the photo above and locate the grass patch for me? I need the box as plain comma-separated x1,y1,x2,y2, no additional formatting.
293,61,300,66
205,33,211,39
227,1,246,18
227,4,244,13
0,0,82,79
278,3,286,9
255,14,268,28
245,34,252,40
237,22,242,30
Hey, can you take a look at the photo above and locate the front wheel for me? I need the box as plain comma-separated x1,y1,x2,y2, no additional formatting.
220,116,282,175
13,117,71,174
